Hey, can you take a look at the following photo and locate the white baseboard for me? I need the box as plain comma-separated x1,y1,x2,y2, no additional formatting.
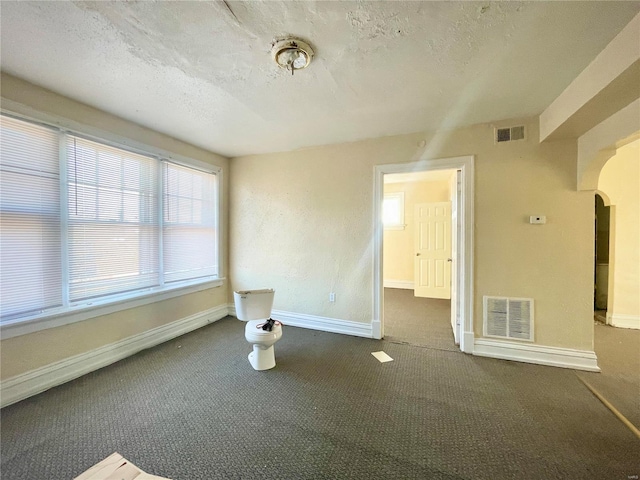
383,280,414,290
473,338,600,372
272,310,373,338
228,304,374,339
1,305,229,408
608,313,640,330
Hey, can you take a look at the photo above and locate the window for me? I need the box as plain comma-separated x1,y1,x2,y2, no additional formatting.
67,136,160,301
163,162,218,283
0,114,220,325
0,116,62,320
383,192,405,230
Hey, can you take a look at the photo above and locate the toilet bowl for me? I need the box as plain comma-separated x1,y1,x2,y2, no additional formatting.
244,320,283,370
233,289,283,371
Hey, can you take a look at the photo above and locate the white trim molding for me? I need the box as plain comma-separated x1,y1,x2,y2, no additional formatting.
473,338,600,372
228,305,374,339
462,331,475,352
371,320,381,340
608,313,640,330
383,280,414,290
1,305,229,408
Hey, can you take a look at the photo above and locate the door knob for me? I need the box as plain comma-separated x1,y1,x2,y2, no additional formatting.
416,253,421,256
447,258,452,262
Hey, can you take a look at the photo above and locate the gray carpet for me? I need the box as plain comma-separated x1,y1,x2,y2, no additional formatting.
578,320,640,429
1,317,639,479
384,287,457,351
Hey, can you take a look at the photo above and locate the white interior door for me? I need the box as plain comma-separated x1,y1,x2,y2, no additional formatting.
450,172,460,344
414,202,451,299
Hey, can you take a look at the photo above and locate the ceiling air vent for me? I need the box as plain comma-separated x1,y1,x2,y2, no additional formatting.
483,296,534,341
495,125,525,143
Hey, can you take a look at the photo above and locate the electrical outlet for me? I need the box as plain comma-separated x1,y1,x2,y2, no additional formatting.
529,215,546,224
329,292,336,302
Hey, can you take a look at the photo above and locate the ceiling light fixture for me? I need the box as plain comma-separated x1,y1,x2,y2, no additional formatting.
271,37,314,75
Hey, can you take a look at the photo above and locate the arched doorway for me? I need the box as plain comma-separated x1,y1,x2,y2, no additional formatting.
595,139,640,330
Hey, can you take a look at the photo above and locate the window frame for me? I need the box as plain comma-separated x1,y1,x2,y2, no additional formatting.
0,111,224,340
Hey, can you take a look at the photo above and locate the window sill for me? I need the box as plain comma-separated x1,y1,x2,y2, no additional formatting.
0,278,225,340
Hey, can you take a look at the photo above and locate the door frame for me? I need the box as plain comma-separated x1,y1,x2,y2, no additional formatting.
450,171,460,344
373,155,475,354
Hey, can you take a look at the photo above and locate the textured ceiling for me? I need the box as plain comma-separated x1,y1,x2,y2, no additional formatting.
1,1,639,157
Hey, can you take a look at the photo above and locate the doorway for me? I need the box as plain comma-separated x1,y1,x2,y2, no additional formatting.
594,193,610,324
373,155,475,354
382,170,457,350
595,139,640,330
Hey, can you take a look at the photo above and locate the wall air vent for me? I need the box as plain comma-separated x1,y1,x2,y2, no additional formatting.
483,296,534,341
495,125,525,143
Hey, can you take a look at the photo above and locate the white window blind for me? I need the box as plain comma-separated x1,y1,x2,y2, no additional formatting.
0,116,62,320
163,162,218,283
67,136,160,301
1,113,220,326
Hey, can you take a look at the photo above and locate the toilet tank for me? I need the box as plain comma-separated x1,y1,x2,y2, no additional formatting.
234,289,275,321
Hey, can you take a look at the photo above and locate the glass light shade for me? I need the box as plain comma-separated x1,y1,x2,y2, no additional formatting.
276,48,308,70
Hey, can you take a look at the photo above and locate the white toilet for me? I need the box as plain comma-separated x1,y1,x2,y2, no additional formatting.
233,289,283,371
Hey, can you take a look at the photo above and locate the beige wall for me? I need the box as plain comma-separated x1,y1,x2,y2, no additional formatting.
598,140,640,321
383,178,451,283
231,118,595,350
0,74,230,380
1,288,227,379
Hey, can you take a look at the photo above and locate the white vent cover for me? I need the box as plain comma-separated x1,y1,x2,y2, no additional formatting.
483,296,534,341
495,125,525,143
